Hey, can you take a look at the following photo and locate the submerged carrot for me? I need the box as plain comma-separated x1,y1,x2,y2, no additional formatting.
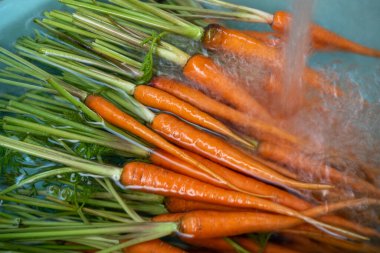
182,54,273,121
123,239,187,253
182,237,301,253
241,30,282,48
202,25,342,97
271,11,380,58
85,94,240,192
150,76,301,146
121,161,369,237
155,198,379,239
133,85,251,147
151,113,329,190
151,149,311,210
257,141,380,198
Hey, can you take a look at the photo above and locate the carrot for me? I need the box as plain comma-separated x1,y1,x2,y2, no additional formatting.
121,162,369,238
85,94,241,193
241,30,282,48
202,25,343,97
182,54,273,121
182,237,302,253
271,11,380,58
123,239,187,253
151,149,311,210
133,85,251,147
151,113,330,190
165,197,252,213
257,141,380,197
150,76,302,146
154,198,379,239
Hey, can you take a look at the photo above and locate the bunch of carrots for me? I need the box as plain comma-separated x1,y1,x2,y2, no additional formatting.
1,0,380,252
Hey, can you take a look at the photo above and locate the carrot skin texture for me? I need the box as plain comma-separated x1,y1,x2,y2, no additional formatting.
85,95,226,188
120,162,323,219
123,239,187,253
182,54,272,121
182,237,301,253
257,141,380,198
151,113,329,190
150,76,301,146
151,149,311,210
134,85,242,144
202,25,341,97
272,11,380,58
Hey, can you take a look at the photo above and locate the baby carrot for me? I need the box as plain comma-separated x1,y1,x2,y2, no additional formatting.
151,113,330,190
121,161,365,236
133,85,251,147
155,197,379,239
165,197,251,213
123,239,187,253
202,25,342,97
182,237,301,253
150,76,301,146
257,141,380,197
151,149,311,210
85,94,241,192
182,54,273,121
271,11,380,58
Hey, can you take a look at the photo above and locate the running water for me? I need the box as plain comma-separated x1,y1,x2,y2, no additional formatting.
279,0,314,117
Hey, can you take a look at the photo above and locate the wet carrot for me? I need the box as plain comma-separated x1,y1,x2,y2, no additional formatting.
151,149,311,210
241,30,282,48
155,198,379,239
85,95,237,192
257,141,380,197
165,197,252,213
182,54,273,121
151,113,330,190
121,162,370,237
182,237,301,253
150,76,301,146
271,11,380,58
202,25,342,97
123,239,187,253
133,85,250,147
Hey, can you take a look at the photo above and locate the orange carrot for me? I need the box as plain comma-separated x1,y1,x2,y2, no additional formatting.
182,54,273,121
85,94,240,192
271,11,380,58
121,162,370,237
241,30,282,48
123,239,187,253
202,25,342,97
151,149,311,210
151,113,329,190
257,141,380,198
150,76,301,146
182,237,302,253
165,197,252,213
154,198,379,239
133,85,251,147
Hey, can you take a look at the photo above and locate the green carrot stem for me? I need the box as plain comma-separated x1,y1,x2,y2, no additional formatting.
0,78,55,93
0,71,46,85
224,238,251,253
0,167,76,195
104,178,143,222
72,12,190,66
0,242,58,253
0,135,122,179
0,195,73,211
40,48,135,78
24,93,72,109
3,116,147,156
1,204,66,218
197,0,273,22
22,99,75,114
91,191,164,203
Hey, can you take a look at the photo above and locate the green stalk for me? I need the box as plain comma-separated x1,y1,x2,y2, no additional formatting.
0,242,59,253
22,99,75,114
104,178,143,222
91,191,164,203
0,167,76,195
3,116,146,156
224,238,251,253
0,135,122,180
0,195,74,212
0,70,47,85
24,93,72,109
0,78,55,93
